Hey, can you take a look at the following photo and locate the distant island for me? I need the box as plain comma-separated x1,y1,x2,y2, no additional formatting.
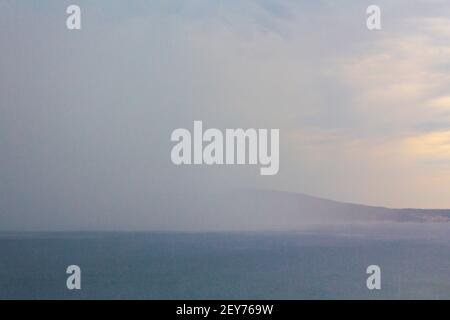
177,189,450,231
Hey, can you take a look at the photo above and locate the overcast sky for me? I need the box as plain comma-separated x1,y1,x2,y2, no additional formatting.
1,0,450,230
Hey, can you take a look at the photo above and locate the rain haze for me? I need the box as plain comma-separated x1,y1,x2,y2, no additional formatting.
1,0,450,231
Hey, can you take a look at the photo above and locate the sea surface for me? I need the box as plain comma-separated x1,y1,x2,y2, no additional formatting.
0,223,449,299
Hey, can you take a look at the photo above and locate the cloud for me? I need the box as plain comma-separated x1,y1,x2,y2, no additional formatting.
2,1,450,231
428,95,450,110
403,130,450,160
277,12,450,208
336,26,450,138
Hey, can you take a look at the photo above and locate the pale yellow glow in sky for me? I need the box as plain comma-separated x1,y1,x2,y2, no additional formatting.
428,96,450,110
403,131,450,159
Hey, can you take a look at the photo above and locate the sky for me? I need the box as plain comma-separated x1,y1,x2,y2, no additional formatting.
1,0,450,230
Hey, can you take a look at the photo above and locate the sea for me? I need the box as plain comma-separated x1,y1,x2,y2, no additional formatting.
0,223,449,299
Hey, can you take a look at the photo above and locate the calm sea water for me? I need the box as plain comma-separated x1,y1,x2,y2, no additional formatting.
0,223,449,299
